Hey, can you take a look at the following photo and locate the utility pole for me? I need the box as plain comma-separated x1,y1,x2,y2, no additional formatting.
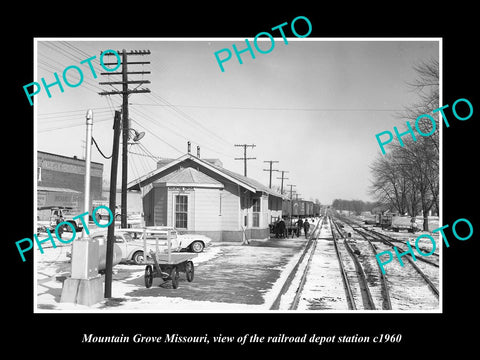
276,170,289,195
105,111,121,298
287,184,296,238
99,49,151,228
234,144,256,177
263,160,279,188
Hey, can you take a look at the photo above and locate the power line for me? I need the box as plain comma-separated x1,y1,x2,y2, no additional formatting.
92,137,112,159
38,107,113,119
130,118,183,154
38,116,112,133
129,102,236,160
129,103,403,112
147,92,233,149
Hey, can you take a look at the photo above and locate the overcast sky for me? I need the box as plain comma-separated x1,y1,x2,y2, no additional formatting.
35,38,439,204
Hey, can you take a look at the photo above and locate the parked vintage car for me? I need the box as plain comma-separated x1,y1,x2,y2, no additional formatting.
90,229,165,265
125,227,212,254
66,229,170,266
67,227,212,266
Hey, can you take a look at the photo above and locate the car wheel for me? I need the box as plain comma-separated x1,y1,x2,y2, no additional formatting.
185,261,194,282
133,251,144,265
190,241,204,253
67,221,78,232
144,265,153,288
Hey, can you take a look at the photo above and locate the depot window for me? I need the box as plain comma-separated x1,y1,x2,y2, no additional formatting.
175,195,188,229
252,198,261,227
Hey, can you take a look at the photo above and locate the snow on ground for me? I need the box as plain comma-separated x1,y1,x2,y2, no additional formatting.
36,244,250,312
296,238,349,311
339,220,440,312
35,237,310,313
34,215,440,313
294,220,349,310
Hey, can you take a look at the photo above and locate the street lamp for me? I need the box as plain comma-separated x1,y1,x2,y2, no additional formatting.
60,109,103,306
130,128,145,142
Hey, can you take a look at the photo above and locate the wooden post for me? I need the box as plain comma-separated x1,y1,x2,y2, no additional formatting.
105,111,121,298
143,227,147,265
167,230,172,264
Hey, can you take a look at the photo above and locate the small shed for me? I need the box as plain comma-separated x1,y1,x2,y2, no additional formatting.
128,153,285,241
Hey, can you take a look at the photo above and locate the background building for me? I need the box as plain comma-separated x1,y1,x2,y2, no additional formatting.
37,151,104,220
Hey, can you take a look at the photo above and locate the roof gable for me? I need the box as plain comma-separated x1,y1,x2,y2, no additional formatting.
128,154,285,198
154,167,223,187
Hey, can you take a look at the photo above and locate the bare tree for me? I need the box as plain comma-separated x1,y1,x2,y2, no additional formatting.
369,58,439,230
369,151,413,215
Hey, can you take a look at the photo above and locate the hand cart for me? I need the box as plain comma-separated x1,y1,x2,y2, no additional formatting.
142,228,197,289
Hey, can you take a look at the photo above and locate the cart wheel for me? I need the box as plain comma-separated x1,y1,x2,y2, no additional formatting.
185,261,194,282
145,265,153,288
171,267,179,289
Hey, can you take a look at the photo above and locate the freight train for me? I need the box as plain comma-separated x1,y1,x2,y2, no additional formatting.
282,199,320,218
269,200,322,237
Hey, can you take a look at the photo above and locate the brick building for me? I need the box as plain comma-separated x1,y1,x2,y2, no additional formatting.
37,151,104,220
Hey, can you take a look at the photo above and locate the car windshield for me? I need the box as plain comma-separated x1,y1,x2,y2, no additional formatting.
123,233,133,242
147,232,167,238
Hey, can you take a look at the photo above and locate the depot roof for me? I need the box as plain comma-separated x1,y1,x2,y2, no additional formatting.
127,153,286,199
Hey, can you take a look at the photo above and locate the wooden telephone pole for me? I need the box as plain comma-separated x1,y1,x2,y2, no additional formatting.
263,160,279,188
99,49,151,228
287,184,296,238
105,111,121,298
276,170,289,194
234,144,256,177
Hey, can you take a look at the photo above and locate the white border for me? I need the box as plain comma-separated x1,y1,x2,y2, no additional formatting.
33,37,442,314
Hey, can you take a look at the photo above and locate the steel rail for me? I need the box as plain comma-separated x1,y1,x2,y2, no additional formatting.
269,216,323,310
329,216,376,310
288,217,324,310
328,217,357,310
332,219,393,310
338,216,439,298
368,227,440,258
340,216,439,267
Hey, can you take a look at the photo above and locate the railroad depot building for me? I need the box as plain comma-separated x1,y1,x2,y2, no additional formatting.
37,151,104,220
127,153,285,242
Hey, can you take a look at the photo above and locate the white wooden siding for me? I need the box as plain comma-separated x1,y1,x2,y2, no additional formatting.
193,188,221,231
153,187,167,226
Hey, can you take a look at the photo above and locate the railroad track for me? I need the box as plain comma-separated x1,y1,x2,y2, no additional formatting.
283,214,391,311
288,217,322,310
365,226,440,262
269,216,323,310
329,216,392,310
273,215,357,310
335,214,440,304
272,212,439,311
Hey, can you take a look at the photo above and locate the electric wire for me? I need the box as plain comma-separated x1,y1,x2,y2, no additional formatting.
92,137,112,159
